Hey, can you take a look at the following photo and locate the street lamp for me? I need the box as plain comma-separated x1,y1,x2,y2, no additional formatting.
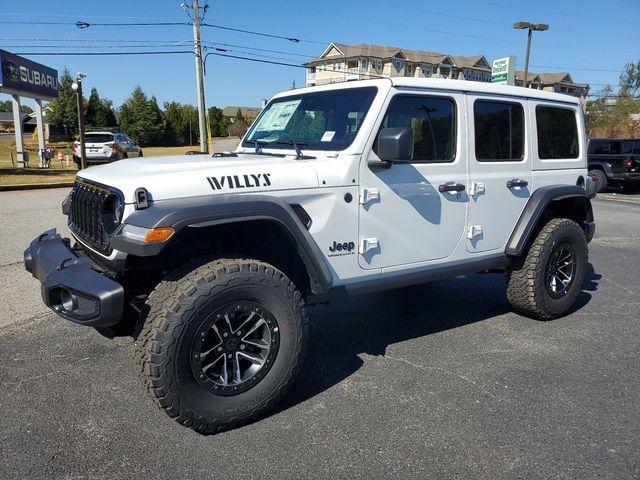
71,72,87,170
513,22,549,88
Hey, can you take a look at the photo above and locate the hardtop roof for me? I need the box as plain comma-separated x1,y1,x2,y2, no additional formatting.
274,78,581,105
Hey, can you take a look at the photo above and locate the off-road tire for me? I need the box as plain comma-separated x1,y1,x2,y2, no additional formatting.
589,169,607,193
506,218,588,320
134,258,308,434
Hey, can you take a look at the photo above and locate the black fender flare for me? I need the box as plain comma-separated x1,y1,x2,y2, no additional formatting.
111,194,333,294
505,185,593,257
588,161,613,178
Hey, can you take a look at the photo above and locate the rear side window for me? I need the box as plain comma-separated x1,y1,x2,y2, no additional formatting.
85,134,113,144
536,106,579,159
379,95,456,163
474,100,524,162
622,141,639,154
589,140,621,155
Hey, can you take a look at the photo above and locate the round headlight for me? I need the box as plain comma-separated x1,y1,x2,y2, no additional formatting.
101,194,122,234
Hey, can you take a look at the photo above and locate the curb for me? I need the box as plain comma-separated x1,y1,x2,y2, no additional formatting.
0,182,75,192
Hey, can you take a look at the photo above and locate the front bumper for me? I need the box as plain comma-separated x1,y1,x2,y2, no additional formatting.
24,229,124,327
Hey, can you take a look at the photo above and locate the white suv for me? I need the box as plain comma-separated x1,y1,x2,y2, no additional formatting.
73,131,142,166
25,78,596,434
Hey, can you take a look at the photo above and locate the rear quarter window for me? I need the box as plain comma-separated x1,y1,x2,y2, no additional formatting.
536,106,579,159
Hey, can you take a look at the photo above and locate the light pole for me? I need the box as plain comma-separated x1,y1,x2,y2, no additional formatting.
71,72,87,170
513,22,549,88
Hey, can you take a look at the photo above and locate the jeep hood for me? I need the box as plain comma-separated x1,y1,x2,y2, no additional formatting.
77,154,319,203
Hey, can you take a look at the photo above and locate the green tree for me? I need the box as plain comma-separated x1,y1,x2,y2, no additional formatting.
119,86,164,146
165,101,199,146
207,106,229,137
234,108,245,124
0,100,33,114
620,60,640,97
47,68,80,134
85,87,117,128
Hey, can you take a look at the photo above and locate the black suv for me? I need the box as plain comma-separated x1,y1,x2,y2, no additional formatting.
588,138,640,193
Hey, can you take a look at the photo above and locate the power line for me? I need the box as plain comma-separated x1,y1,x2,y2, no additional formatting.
0,37,193,43
13,50,193,56
3,44,194,49
202,41,314,58
200,22,309,43
203,46,308,64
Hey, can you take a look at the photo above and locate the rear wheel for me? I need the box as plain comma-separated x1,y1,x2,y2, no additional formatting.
506,218,588,320
589,169,607,193
134,258,308,434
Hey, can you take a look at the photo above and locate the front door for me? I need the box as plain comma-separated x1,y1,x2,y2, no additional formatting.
465,95,532,252
358,91,468,270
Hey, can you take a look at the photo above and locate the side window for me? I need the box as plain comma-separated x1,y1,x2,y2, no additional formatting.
474,100,524,162
378,95,456,163
622,141,638,154
536,106,579,159
590,140,620,154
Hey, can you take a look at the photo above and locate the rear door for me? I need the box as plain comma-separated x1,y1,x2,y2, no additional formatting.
466,95,531,253
589,139,624,175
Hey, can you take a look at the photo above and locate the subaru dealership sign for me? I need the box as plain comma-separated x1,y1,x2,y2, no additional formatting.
0,49,58,99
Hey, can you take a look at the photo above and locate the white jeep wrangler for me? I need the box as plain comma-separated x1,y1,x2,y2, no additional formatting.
24,78,596,434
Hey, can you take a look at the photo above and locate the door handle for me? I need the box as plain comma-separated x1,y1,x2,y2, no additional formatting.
438,182,466,193
507,179,528,189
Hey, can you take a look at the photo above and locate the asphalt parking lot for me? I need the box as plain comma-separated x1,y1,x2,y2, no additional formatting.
1,186,639,479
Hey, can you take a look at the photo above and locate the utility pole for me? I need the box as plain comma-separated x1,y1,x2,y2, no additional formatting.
513,22,549,88
192,0,208,152
72,73,87,170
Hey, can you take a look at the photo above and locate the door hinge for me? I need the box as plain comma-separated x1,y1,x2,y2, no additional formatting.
359,237,379,254
359,188,380,205
467,225,483,240
468,181,485,197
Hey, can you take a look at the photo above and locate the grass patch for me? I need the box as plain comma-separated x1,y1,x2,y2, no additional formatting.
0,171,76,186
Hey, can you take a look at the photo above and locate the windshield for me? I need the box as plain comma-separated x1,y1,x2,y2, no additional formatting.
242,87,378,151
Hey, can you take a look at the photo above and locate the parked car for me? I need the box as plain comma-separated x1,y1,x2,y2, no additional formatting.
25,78,596,434
587,138,640,193
73,131,143,166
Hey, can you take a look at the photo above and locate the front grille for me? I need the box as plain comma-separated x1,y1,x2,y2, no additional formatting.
68,181,119,253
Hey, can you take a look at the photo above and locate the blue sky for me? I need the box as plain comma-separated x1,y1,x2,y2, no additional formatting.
1,0,638,110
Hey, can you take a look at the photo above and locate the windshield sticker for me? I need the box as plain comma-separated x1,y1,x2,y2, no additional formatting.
320,131,336,142
257,99,301,131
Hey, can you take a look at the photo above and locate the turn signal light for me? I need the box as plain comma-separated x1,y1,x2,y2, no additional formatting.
144,227,174,243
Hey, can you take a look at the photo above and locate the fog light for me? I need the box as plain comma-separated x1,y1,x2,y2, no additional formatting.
59,288,75,312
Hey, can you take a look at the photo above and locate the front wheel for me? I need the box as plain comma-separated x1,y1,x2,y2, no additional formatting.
506,218,588,320
134,258,308,434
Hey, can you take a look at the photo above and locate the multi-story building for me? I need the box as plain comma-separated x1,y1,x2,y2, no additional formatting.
515,71,589,98
304,43,589,98
305,43,491,87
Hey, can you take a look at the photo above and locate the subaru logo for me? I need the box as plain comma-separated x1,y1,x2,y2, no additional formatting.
2,60,20,81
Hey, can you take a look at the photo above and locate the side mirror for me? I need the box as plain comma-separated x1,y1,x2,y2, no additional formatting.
377,127,413,162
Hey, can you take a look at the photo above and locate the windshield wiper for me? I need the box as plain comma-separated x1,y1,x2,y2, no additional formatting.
276,139,313,159
249,139,267,154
